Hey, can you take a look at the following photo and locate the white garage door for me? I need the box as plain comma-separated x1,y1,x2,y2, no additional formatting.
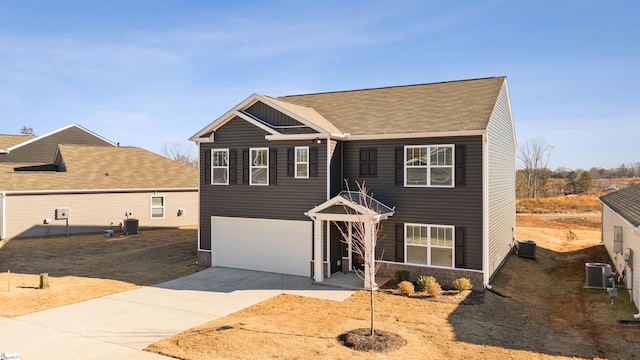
211,216,312,277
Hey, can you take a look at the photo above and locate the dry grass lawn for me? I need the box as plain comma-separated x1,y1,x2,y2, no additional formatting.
0,228,204,317
2,215,639,359
146,215,640,360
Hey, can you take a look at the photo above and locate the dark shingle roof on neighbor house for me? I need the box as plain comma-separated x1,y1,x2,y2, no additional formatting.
276,76,506,135
0,144,197,192
600,185,640,227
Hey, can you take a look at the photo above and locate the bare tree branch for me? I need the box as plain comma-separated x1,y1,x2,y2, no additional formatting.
161,142,197,167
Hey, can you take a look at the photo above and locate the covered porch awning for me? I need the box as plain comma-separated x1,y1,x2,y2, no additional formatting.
305,191,395,283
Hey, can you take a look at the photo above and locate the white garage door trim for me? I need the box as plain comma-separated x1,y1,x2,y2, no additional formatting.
211,216,312,277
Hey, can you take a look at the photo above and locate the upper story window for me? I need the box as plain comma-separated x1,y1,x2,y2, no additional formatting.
359,148,377,177
250,148,269,185
150,195,165,219
405,145,453,187
405,223,454,268
295,146,309,178
211,149,229,185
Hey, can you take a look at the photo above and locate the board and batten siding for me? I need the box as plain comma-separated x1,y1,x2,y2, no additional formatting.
601,204,640,309
339,136,484,270
486,80,517,282
198,116,327,250
3,191,197,239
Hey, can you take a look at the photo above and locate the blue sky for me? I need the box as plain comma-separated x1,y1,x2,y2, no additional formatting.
1,0,638,170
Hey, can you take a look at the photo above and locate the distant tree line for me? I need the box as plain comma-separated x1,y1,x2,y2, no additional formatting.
516,137,638,199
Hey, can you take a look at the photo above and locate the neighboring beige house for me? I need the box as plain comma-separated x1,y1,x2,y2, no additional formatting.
0,125,198,239
599,185,640,311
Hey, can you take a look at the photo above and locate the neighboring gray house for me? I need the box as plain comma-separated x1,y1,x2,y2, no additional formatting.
600,185,640,310
190,77,516,288
0,125,198,239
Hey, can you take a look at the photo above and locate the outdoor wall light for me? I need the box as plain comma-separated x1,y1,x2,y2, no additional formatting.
313,138,322,144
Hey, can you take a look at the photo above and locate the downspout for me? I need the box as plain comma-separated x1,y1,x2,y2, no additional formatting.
1,192,6,240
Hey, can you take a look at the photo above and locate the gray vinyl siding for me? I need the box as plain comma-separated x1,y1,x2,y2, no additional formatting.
487,80,516,279
199,117,327,250
2,127,114,163
329,140,343,197
339,136,484,270
244,101,316,134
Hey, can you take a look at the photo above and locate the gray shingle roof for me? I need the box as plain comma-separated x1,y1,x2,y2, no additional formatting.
600,185,640,227
0,144,197,192
277,77,506,135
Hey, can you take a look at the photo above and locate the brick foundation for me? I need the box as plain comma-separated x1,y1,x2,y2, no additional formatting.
197,250,212,267
376,261,483,291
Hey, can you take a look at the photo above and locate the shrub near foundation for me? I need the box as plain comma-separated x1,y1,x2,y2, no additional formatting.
453,277,473,292
397,281,415,296
394,270,410,282
426,282,442,298
417,275,436,292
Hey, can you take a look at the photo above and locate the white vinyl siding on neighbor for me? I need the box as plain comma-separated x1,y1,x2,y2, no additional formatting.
150,195,165,219
486,80,516,283
211,149,229,185
250,148,268,185
405,223,454,268
405,145,454,187
295,146,309,178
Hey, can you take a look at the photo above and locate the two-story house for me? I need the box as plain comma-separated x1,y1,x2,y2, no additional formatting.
190,76,516,288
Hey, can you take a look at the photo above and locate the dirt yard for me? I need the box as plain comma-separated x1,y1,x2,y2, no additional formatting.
147,215,640,360
0,228,204,317
2,217,639,359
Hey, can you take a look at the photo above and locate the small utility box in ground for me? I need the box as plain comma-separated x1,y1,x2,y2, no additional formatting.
518,240,537,259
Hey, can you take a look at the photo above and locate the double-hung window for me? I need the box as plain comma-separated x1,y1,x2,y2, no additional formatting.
405,145,454,187
150,195,165,219
211,149,229,185
250,148,269,185
295,146,309,178
405,224,454,267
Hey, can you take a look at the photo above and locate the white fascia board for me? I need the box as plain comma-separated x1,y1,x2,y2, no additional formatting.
255,94,331,134
0,150,8,154
6,123,117,151
265,133,347,141
190,94,262,141
344,129,486,141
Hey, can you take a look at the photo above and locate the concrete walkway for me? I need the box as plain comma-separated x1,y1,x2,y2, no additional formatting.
0,267,356,359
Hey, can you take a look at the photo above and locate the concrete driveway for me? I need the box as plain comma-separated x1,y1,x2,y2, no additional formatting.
0,267,355,359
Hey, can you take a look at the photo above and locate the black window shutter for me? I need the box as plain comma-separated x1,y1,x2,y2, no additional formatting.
455,144,466,186
229,149,237,184
242,149,249,184
395,146,404,184
395,223,404,262
204,149,211,183
287,147,294,177
369,148,377,176
309,146,318,177
455,227,466,268
359,149,368,176
269,148,277,185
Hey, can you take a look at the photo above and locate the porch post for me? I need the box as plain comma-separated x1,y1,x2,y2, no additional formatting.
348,221,353,271
313,219,324,282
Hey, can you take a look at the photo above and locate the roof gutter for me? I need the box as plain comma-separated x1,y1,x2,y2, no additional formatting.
346,129,486,141
2,187,198,196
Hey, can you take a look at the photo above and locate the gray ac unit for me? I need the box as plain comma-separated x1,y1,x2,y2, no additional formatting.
585,263,612,289
123,218,139,235
517,240,537,259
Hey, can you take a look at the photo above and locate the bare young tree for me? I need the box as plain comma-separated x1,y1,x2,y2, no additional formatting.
518,138,552,198
161,142,197,167
334,181,384,337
